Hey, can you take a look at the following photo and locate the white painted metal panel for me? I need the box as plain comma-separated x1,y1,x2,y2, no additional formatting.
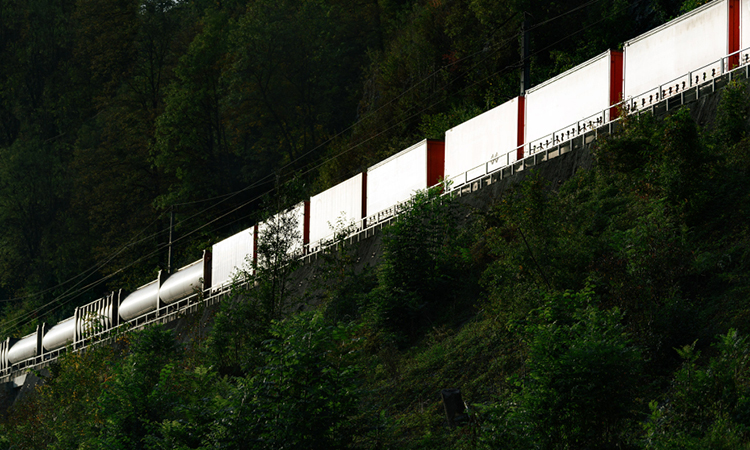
257,202,306,262
444,99,519,185
367,140,427,216
8,333,36,364
212,227,254,290
624,0,727,103
43,317,75,351
0,339,10,371
310,175,362,244
526,51,611,152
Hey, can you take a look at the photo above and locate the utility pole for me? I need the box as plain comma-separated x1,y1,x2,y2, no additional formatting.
168,206,174,274
520,13,531,95
275,172,281,210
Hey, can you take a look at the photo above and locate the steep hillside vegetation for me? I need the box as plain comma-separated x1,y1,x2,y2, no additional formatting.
0,0,683,340
4,78,750,449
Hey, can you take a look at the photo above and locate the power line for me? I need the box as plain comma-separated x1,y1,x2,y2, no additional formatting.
0,0,639,335
0,212,168,304
0,177,282,335
146,0,615,209
289,0,635,186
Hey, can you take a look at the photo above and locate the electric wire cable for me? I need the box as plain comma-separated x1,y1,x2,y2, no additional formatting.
147,0,614,212
0,0,641,335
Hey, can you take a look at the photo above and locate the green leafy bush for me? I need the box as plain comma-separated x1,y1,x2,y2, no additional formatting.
94,325,182,449
369,185,478,345
480,288,643,449
643,329,750,449
208,203,303,375
205,312,362,449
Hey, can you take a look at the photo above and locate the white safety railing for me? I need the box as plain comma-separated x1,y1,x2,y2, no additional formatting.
529,108,611,156
305,47,750,257
0,287,212,382
626,48,750,112
449,47,750,195
4,47,750,384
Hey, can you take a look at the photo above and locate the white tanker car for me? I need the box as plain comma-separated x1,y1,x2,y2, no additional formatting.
1,0,748,379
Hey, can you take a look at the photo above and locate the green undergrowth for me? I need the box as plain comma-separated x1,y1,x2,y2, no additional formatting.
5,80,750,449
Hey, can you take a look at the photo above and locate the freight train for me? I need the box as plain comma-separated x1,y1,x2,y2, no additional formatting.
1,0,748,380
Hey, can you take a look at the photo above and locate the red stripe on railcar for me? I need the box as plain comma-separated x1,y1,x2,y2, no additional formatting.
610,50,624,119
729,0,740,69
517,96,525,160
426,140,445,187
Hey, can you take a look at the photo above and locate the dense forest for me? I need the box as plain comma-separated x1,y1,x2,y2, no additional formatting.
0,0,685,338
8,0,750,448
5,81,750,447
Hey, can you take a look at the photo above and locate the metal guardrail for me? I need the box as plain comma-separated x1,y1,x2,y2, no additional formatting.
0,288,225,383
4,49,750,385
626,48,750,112
308,49,750,259
448,47,750,193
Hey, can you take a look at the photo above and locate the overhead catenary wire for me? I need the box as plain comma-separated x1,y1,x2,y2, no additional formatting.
288,0,638,183
141,0,613,211
0,212,169,304
0,162,302,335
0,158,278,306
159,0,638,267
0,181,279,335
0,0,630,333
0,12,520,309
0,0,636,335
0,212,175,330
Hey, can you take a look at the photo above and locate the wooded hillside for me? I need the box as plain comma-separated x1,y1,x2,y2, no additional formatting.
5,79,750,447
10,1,750,448
0,0,683,337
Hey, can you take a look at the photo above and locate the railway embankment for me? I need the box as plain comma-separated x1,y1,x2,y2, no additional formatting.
1,75,743,418
295,72,743,295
